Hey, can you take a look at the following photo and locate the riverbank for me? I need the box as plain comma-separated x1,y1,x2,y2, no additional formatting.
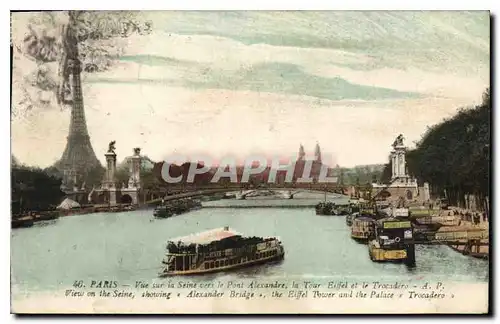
202,205,316,209
58,204,138,217
440,219,489,259
11,210,60,228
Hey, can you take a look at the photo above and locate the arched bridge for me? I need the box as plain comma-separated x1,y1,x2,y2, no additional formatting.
144,185,350,205
234,188,301,200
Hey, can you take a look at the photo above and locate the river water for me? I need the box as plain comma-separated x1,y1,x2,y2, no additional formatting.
11,196,488,296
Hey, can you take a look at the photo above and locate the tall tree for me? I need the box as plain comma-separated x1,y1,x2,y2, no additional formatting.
406,88,490,209
13,11,152,188
380,155,393,183
12,165,65,213
13,11,152,116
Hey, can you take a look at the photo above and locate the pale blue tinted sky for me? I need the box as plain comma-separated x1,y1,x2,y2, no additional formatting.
12,11,490,167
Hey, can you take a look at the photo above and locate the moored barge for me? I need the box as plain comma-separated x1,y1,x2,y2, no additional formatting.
368,218,415,264
153,205,174,218
315,202,351,216
159,227,285,276
11,215,35,229
154,198,202,219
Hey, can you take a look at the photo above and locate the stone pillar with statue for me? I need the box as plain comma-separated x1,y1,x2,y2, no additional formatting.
390,134,409,182
103,141,118,206
128,148,142,189
371,134,420,203
121,147,142,205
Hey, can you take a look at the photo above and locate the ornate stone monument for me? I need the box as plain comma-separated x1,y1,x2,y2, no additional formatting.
102,141,118,205
90,143,143,206
128,148,142,189
372,134,420,202
391,134,409,182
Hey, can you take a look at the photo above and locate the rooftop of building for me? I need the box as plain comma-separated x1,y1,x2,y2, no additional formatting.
167,227,241,245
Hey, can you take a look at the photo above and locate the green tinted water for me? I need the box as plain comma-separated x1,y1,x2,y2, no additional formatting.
11,201,488,295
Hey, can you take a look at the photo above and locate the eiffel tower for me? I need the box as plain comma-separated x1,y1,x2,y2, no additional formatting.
54,19,102,192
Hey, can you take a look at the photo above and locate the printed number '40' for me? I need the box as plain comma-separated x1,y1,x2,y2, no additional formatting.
73,280,84,288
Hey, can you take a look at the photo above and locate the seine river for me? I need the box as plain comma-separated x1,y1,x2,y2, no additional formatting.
11,196,488,295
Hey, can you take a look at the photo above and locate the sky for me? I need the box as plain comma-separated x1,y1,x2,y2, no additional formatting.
11,11,490,168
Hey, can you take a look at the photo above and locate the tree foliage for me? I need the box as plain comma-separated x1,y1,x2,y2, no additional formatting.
11,165,65,213
12,11,152,115
406,88,490,208
380,155,392,184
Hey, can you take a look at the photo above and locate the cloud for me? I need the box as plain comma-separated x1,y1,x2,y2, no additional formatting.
11,82,473,168
144,11,489,72
11,11,490,168
304,65,489,102
87,30,487,102
88,58,422,101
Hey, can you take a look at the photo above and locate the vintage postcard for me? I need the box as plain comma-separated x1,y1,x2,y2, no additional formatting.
10,11,490,314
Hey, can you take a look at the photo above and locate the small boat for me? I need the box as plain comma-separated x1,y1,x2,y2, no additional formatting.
154,205,174,218
448,239,489,260
222,193,236,199
122,205,136,211
336,204,351,216
154,198,202,219
349,204,360,214
315,202,349,215
159,226,285,276
315,202,335,215
34,211,60,221
190,200,202,210
368,218,415,264
11,215,35,229
346,203,361,226
346,212,359,226
315,189,341,215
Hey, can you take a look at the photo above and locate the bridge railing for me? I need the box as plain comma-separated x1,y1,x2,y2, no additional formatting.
149,182,370,193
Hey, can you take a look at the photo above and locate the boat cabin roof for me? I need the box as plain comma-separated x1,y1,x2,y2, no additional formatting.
168,227,241,245
376,218,412,229
355,216,375,222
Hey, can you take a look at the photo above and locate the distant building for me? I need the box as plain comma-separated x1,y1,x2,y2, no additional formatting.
294,143,324,183
298,144,305,161
118,155,155,171
90,146,143,206
314,142,322,163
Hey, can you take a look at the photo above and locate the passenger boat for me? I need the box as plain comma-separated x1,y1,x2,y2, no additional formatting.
159,227,285,276
351,216,376,242
368,218,415,264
